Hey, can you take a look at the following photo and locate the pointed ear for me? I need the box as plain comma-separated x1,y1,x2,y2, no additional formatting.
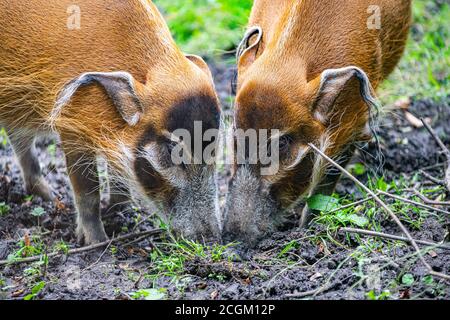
53,71,144,126
237,26,263,71
186,54,213,80
309,66,380,126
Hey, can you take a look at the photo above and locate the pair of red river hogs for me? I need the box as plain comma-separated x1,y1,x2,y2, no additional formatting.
0,0,412,247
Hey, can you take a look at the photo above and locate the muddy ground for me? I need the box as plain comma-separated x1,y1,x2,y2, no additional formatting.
0,59,449,300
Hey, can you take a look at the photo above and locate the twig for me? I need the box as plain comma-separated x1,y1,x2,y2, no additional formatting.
377,190,450,215
309,143,450,281
284,281,338,299
421,118,450,192
0,229,163,267
408,188,450,206
327,196,375,214
340,227,450,251
420,170,446,187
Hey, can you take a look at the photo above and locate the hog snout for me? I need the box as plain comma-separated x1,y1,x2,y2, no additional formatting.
223,166,278,247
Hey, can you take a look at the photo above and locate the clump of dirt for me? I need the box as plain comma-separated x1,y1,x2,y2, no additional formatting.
0,59,449,300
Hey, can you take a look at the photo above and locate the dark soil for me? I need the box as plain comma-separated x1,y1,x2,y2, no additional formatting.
0,59,449,300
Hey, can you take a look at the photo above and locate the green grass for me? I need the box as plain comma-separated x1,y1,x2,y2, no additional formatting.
155,0,252,55
146,238,237,286
0,202,10,216
380,1,450,103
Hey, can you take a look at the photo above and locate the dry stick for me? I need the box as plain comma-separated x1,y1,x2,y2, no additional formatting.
284,281,338,299
327,196,375,214
420,170,446,187
340,227,450,251
421,118,450,192
408,188,450,206
0,229,163,267
377,190,450,215
308,143,450,281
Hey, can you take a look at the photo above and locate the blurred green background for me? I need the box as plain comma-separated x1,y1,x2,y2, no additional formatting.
155,0,252,55
155,0,449,102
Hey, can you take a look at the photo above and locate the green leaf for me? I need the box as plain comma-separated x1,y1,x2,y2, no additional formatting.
31,207,46,217
402,273,415,286
278,241,299,258
376,177,388,192
366,290,376,300
351,163,366,176
131,288,166,301
307,195,339,212
31,281,45,295
347,214,369,227
23,281,46,300
0,202,10,216
422,275,434,285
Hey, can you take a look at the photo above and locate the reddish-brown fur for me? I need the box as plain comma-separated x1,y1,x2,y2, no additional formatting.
225,0,411,245
0,0,221,244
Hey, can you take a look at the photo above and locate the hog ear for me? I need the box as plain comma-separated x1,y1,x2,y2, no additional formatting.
237,26,263,71
310,66,380,127
186,54,213,80
53,71,144,126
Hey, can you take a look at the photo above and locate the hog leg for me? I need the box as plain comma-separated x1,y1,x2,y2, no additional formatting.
65,151,107,245
7,130,53,201
300,145,355,228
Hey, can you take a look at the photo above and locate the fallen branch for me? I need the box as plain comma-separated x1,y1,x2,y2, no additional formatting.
340,227,450,251
408,188,450,206
420,170,447,187
377,190,450,215
421,118,450,193
0,229,163,267
327,196,375,214
309,143,450,281
284,281,338,299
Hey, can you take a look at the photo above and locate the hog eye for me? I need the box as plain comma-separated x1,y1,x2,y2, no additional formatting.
278,135,293,153
166,141,178,154
266,135,292,157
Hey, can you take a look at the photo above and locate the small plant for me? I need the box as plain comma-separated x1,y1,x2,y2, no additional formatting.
208,273,226,282
0,202,10,216
278,240,300,259
53,241,69,254
349,163,367,176
31,207,46,217
401,273,415,286
23,281,46,300
130,288,166,300
366,290,391,300
8,235,45,261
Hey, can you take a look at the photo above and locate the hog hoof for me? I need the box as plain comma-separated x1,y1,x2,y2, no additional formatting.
26,177,53,202
76,224,108,246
